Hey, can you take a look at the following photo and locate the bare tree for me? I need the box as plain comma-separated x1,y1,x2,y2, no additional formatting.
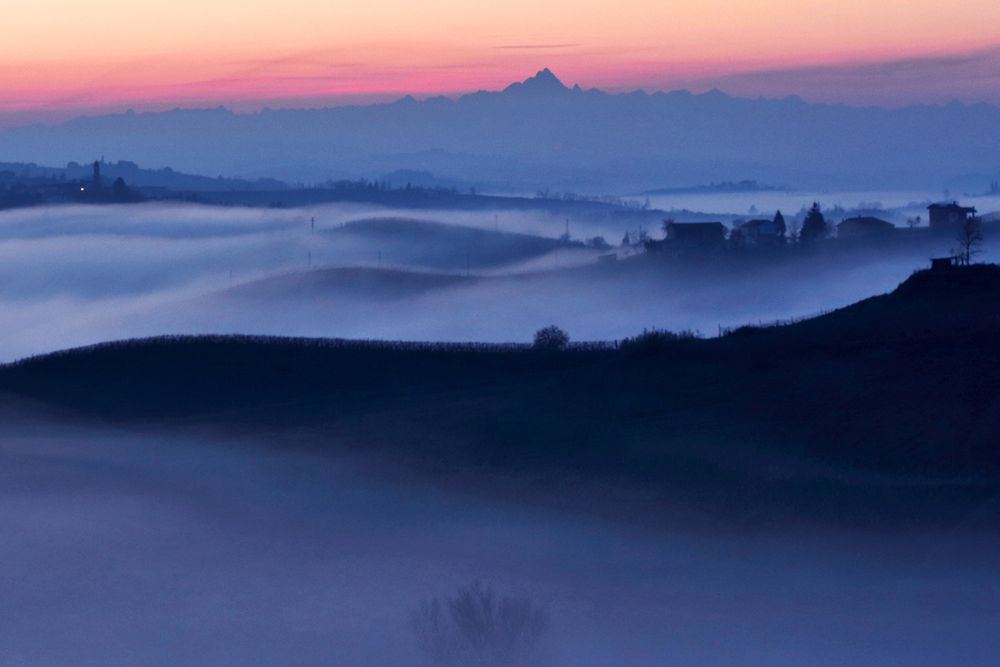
954,216,984,265
412,582,549,667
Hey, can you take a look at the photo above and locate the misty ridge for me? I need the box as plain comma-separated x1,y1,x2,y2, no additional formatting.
2,198,997,361
3,69,1000,191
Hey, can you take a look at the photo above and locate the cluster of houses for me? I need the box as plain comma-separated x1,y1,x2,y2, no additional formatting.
646,202,979,253
1,160,138,208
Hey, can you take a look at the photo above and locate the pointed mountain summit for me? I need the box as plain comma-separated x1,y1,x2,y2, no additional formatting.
502,68,570,96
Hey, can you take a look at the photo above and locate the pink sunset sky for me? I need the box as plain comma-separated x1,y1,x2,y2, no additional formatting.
4,0,1000,121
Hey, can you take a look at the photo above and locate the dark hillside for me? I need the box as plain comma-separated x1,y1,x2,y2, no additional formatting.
752,263,1000,344
3,265,1000,527
0,336,602,418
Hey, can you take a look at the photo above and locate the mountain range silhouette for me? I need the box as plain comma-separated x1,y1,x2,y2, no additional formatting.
2,69,998,191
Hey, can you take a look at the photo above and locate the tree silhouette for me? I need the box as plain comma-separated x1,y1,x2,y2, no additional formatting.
112,177,130,201
412,581,549,667
954,216,984,265
800,203,827,242
532,326,569,351
773,210,786,238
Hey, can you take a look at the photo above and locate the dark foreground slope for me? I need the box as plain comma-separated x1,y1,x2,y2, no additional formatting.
3,265,1000,528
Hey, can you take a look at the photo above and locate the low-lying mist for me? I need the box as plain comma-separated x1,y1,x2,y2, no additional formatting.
1,414,997,666
4,201,1000,666
1,201,996,361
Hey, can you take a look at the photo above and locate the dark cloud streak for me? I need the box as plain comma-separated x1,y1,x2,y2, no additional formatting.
688,45,1000,106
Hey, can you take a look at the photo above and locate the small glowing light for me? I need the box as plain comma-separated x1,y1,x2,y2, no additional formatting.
80,187,85,191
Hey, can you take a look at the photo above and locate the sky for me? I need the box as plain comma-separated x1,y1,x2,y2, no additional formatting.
3,0,1000,120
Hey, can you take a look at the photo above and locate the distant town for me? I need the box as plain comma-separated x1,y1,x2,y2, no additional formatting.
637,201,985,260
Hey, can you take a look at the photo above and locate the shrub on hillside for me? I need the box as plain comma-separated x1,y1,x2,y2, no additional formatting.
532,326,570,351
619,328,698,355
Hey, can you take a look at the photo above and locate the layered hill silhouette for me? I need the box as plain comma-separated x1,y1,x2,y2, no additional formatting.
3,69,999,190
324,217,567,271
3,265,1000,527
225,266,475,301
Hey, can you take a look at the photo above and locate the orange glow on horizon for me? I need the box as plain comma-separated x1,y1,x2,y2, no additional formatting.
4,0,1000,114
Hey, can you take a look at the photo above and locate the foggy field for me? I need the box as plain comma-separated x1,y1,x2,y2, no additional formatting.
4,201,1000,666
1,411,998,667
1,200,996,361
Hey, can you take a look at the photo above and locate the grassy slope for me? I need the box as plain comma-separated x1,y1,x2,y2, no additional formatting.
3,266,1000,527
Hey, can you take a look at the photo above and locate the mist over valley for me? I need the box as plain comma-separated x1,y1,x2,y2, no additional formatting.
4,25,1000,665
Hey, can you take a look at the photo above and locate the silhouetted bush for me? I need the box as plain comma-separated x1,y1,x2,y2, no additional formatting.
412,581,549,667
619,328,698,354
532,326,570,351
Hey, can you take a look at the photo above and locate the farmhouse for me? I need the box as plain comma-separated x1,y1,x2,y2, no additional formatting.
928,202,976,229
737,218,783,245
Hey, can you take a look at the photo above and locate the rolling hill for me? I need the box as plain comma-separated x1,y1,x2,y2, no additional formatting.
3,264,1000,528
225,266,476,301
325,217,568,271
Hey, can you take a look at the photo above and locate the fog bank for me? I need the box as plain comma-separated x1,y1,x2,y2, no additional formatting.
1,414,997,666
2,202,997,361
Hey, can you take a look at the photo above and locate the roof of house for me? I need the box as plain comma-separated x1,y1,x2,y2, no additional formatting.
928,202,977,212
